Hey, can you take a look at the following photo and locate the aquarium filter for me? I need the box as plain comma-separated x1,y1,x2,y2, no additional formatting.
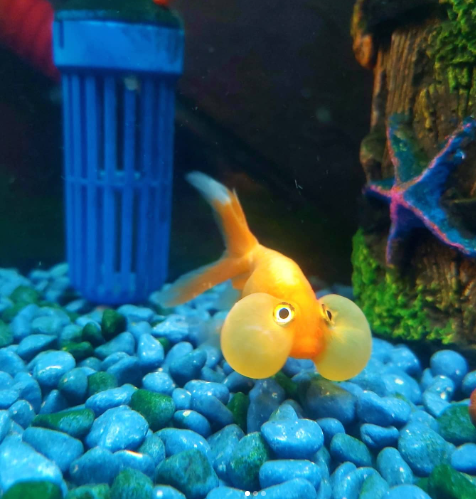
52,6,184,304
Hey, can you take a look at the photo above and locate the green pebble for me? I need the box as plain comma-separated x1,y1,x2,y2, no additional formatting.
110,469,152,499
62,342,94,361
129,389,175,431
66,484,111,499
428,464,476,499
273,371,298,399
32,408,95,438
0,320,13,347
1,302,26,322
88,371,118,397
227,392,249,432
10,285,40,304
438,404,476,445
3,481,62,499
101,309,127,340
82,322,105,346
157,337,171,353
155,449,219,499
228,432,271,491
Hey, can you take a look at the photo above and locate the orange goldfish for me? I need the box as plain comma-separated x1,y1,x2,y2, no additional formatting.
157,172,372,380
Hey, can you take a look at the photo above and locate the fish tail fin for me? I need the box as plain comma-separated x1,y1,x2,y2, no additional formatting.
186,171,258,257
156,172,257,308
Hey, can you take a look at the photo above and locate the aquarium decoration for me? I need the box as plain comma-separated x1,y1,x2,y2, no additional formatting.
351,0,476,349
52,0,184,304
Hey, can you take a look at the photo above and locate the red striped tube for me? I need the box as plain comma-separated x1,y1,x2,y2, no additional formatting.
0,0,59,80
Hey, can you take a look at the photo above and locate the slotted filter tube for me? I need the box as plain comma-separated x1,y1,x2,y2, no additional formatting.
52,3,184,304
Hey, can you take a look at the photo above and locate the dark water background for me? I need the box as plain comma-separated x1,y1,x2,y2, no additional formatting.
0,0,372,285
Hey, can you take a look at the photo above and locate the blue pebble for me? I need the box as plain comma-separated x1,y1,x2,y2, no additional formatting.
351,362,388,396
425,375,455,401
208,424,244,480
222,362,234,375
152,485,186,498
85,384,136,416
451,443,476,473
31,315,68,336
174,410,212,438
247,379,285,433
260,478,318,499
0,350,26,376
58,367,88,405
95,332,135,360
197,344,222,369
152,317,189,344
185,381,229,405
0,435,66,494
357,392,411,427
333,466,377,499
384,485,432,499
0,389,19,409
313,447,330,480
23,426,84,473
59,324,83,346
261,419,324,459
282,357,316,377
200,366,225,383
79,357,102,370
377,447,413,486
224,371,255,394
330,462,357,490
39,389,68,414
430,350,468,388
408,410,439,432
169,349,207,386
388,345,421,376
86,405,149,451
0,372,13,388
0,411,11,443
137,333,164,370
270,403,299,422
191,393,234,429
398,422,453,476
117,304,155,324
69,446,120,485
8,400,35,428
172,388,191,410
330,434,372,467
371,338,394,363
422,390,450,418
143,372,176,396
114,449,155,477
138,433,166,467
360,473,390,499
462,370,476,397
316,418,345,446
10,315,32,342
339,381,364,398
107,356,142,386
158,428,212,463
382,370,422,404
420,368,434,391
129,321,152,342
316,478,332,499
162,342,194,370
302,379,357,426
101,352,129,371
360,424,399,450
259,460,321,489
16,334,56,361
33,351,76,389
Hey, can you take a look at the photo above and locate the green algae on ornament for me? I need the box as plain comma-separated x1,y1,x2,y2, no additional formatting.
32,408,95,439
110,468,153,499
3,481,62,499
428,464,476,499
101,309,127,341
129,389,175,431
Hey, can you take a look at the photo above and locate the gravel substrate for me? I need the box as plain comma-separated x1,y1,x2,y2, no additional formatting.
0,264,476,499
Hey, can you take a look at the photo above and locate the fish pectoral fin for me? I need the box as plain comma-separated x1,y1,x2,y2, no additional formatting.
156,255,249,308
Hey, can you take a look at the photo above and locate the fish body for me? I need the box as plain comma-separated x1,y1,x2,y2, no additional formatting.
158,172,371,380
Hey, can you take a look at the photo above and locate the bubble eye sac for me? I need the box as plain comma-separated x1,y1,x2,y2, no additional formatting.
273,303,295,325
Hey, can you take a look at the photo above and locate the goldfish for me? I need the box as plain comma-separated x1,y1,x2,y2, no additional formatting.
157,172,372,380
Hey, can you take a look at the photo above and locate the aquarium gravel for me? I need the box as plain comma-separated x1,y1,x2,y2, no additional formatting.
0,265,476,499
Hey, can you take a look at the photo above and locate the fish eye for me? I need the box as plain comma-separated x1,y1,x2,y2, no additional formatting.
321,303,335,324
273,303,295,325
